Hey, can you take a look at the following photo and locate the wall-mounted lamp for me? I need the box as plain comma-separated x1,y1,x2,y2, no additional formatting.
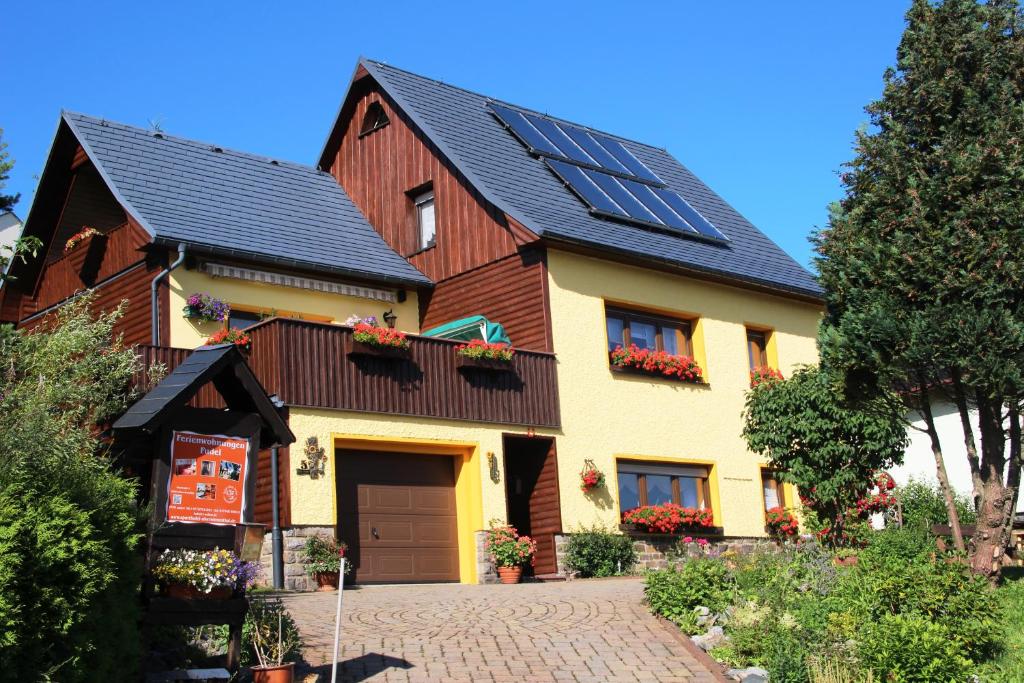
383,309,398,329
487,451,501,483
296,436,326,479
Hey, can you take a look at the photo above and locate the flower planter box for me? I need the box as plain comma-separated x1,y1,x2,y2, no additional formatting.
163,583,234,600
608,363,706,385
344,336,411,360
618,523,725,537
66,232,108,280
456,355,515,373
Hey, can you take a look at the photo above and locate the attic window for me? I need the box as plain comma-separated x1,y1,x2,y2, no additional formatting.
359,102,390,137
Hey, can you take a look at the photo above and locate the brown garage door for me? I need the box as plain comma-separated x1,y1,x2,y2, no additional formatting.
336,450,459,583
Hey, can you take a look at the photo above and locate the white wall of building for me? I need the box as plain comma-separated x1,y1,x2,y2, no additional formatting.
897,394,1023,511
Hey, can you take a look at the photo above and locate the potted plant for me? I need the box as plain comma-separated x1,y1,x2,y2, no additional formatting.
609,344,704,383
749,365,784,388
183,292,231,323
765,506,799,542
249,598,301,683
206,327,252,352
151,547,259,599
455,339,515,371
484,523,537,584
300,535,348,591
621,503,714,534
579,462,605,493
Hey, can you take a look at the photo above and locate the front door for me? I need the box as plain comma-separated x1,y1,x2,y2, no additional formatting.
503,436,562,575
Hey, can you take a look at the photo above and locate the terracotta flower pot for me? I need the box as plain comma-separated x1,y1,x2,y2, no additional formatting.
252,662,295,683
315,571,340,591
165,582,233,600
833,555,859,567
496,566,523,584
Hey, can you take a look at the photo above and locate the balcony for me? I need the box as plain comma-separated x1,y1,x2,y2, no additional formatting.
135,317,560,428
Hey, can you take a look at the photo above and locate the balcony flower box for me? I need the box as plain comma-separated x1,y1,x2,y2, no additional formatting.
456,355,515,372
609,345,704,384
64,227,107,275
455,340,515,373
344,334,410,360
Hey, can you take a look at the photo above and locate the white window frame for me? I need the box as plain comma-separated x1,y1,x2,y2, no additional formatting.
414,190,436,251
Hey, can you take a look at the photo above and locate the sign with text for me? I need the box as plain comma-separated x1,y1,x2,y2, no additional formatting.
166,430,250,525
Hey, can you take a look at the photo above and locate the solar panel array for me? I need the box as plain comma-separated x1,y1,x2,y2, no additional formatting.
488,103,727,242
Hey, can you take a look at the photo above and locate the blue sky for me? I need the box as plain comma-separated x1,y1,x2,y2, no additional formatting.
2,2,909,270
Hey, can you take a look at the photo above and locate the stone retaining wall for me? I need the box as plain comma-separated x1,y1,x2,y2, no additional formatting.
259,525,336,592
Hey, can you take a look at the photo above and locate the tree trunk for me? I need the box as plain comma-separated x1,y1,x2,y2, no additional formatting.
1001,404,1022,554
970,393,1013,579
950,368,984,505
916,375,965,551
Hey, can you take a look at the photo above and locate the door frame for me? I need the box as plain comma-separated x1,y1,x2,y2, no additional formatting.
331,434,483,584
501,433,563,575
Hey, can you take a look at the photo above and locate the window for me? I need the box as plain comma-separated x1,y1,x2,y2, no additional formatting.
761,469,787,511
616,461,711,515
226,306,332,331
414,189,436,251
606,306,693,356
747,329,768,370
359,102,389,136
228,309,263,330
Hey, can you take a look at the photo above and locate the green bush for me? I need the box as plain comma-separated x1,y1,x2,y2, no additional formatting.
897,479,976,529
0,300,145,681
980,576,1024,680
563,526,637,578
857,613,972,682
644,558,733,632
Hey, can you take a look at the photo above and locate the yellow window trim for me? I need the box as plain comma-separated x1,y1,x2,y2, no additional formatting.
330,433,483,585
745,323,779,370
613,454,722,527
225,303,333,328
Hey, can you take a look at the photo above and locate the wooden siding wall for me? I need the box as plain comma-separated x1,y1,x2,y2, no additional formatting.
45,163,129,263
245,318,560,427
419,249,553,352
329,81,523,282
130,346,291,528
17,222,156,346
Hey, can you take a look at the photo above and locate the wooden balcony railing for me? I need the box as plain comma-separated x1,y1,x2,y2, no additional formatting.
135,318,561,428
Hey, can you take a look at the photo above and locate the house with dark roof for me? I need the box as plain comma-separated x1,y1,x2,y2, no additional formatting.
0,58,821,587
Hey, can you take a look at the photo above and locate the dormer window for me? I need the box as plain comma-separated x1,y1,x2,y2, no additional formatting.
414,189,436,251
359,102,389,137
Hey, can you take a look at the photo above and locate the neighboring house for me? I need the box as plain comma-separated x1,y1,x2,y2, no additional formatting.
896,394,1024,512
0,59,822,587
0,211,23,278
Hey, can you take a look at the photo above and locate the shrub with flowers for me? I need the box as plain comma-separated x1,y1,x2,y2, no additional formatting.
352,322,410,349
610,344,704,383
206,327,251,350
183,293,231,322
151,547,259,594
300,535,350,576
580,464,605,493
64,226,100,253
484,523,537,568
765,506,799,540
455,339,515,362
622,503,714,534
749,366,784,388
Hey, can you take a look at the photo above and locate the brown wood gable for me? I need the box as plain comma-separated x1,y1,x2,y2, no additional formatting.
328,78,540,283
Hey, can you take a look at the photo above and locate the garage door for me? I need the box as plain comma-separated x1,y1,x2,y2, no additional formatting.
336,450,459,583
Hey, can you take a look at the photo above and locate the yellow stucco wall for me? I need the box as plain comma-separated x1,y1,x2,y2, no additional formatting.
546,249,821,537
167,267,421,348
286,408,559,583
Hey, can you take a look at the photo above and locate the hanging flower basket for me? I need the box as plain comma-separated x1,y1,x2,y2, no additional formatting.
64,226,100,253
609,345,704,383
580,463,605,493
183,293,231,323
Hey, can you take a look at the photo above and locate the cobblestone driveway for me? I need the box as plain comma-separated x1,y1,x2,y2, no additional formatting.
280,577,720,683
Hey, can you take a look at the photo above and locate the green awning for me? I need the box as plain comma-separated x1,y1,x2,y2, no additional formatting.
421,315,512,345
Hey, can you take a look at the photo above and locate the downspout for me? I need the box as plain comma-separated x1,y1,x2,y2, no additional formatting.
151,243,186,345
270,445,284,589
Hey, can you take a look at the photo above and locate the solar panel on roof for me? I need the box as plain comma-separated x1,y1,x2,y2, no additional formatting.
654,188,729,241
546,159,626,217
489,103,562,156
490,102,728,243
